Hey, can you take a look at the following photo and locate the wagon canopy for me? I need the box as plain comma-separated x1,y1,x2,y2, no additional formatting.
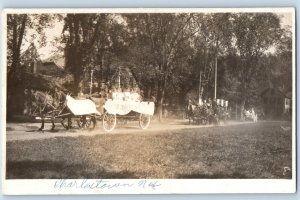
110,66,139,89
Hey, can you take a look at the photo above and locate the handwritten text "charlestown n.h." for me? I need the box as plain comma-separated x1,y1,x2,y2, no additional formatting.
54,179,161,190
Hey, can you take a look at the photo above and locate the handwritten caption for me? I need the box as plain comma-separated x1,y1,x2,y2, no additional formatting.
54,179,161,190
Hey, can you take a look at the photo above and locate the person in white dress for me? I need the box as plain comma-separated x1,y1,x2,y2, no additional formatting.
130,87,141,102
123,87,131,101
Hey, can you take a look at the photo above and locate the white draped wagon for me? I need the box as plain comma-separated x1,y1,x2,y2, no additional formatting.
64,95,100,129
66,95,100,116
102,99,155,132
104,99,155,116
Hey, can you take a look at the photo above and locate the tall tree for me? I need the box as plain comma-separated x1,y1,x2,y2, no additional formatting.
231,13,283,116
7,14,58,73
192,13,234,100
6,13,60,116
63,14,129,94
7,14,27,73
124,13,198,121
63,14,101,94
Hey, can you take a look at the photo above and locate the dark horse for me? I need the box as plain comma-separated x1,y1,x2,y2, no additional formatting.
31,90,71,131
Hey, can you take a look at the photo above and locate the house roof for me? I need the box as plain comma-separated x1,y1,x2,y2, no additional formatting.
21,43,65,69
42,54,65,69
20,43,41,63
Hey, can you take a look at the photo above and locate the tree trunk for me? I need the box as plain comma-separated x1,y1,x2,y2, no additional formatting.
240,98,246,121
73,16,82,95
156,94,163,122
179,87,187,107
100,53,104,83
11,14,27,71
156,74,167,122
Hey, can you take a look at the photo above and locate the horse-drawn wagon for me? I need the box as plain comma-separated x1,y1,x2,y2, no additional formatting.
186,99,230,125
33,66,155,132
31,92,100,131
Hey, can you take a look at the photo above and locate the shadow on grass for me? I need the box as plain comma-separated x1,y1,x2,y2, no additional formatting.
7,160,138,179
176,172,249,179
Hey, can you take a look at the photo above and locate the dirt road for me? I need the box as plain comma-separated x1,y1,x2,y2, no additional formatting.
6,119,256,142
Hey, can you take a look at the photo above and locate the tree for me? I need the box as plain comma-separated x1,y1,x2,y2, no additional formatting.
7,14,59,73
6,13,60,117
7,14,27,73
191,13,234,100
63,14,102,94
63,14,129,94
123,13,198,121
231,13,283,116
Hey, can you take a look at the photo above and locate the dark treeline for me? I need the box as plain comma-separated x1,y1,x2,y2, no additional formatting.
7,13,292,120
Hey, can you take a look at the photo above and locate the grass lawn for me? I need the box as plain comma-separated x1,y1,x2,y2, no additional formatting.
6,121,292,179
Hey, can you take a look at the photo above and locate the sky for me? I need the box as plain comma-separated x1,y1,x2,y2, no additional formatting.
21,12,294,60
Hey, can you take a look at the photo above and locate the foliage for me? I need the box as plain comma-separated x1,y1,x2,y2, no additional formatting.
6,12,292,119
231,13,283,109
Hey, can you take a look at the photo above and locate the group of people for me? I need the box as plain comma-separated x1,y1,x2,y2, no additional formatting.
78,83,144,103
110,87,143,102
188,97,229,116
199,98,228,108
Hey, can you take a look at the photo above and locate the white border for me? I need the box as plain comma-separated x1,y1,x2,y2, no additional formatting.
1,8,296,195
1,7,296,14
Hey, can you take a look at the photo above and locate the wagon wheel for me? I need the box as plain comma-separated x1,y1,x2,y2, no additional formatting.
86,115,96,130
77,116,85,128
61,116,74,130
139,113,151,130
77,115,96,130
103,112,116,132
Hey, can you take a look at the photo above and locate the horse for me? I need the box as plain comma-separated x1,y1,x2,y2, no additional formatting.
31,90,71,131
185,101,196,124
185,101,222,125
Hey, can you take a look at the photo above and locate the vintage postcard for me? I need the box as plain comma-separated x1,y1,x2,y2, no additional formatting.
1,8,296,194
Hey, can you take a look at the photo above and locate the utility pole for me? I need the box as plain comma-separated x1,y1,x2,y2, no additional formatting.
90,69,94,96
214,56,217,99
118,67,121,89
214,39,219,100
199,70,202,104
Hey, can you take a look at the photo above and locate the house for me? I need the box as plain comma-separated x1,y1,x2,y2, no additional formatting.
260,87,292,119
20,43,65,77
7,43,68,119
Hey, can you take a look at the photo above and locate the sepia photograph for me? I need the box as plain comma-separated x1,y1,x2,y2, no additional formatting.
2,8,295,194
